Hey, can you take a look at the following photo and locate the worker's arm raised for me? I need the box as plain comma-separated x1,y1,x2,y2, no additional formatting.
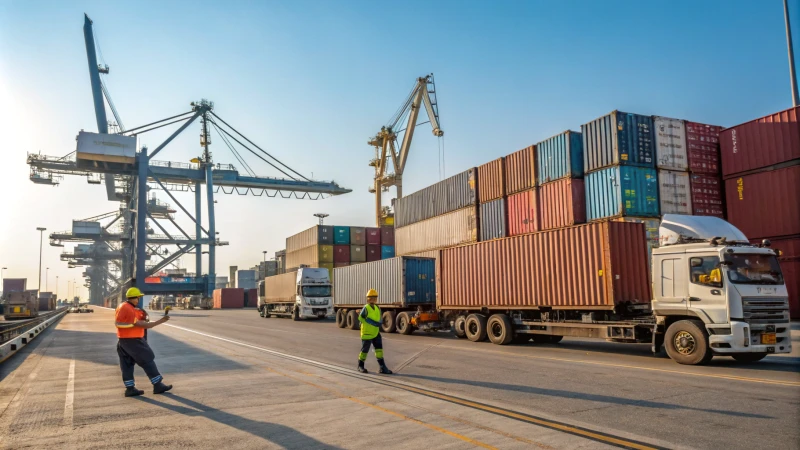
134,316,170,328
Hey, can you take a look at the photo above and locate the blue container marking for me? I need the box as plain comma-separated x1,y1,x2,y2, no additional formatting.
582,111,655,172
333,226,350,245
403,257,436,304
585,166,660,220
537,130,584,183
381,246,395,259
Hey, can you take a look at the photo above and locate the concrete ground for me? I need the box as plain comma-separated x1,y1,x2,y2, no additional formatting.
0,309,798,449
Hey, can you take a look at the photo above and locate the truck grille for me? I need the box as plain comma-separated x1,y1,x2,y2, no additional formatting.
742,297,789,325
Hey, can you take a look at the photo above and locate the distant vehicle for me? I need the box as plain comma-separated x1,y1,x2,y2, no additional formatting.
3,290,39,320
79,305,94,313
258,267,332,320
68,306,80,313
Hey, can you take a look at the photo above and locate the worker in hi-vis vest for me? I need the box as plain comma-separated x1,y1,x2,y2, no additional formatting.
115,287,173,397
357,289,392,374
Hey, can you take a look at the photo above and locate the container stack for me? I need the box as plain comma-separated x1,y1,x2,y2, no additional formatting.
654,116,692,216
686,122,725,218
720,106,800,318
477,157,507,241
275,250,287,275
285,225,335,273
237,270,257,290
213,288,244,309
536,131,586,230
505,145,539,236
285,224,395,276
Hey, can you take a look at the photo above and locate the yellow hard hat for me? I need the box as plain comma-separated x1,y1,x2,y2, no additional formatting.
125,287,144,298
366,289,378,298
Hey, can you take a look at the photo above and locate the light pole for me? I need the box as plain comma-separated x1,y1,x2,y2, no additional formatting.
46,267,49,292
263,250,268,263
1,267,7,284
56,275,59,299
314,213,329,225
786,0,799,106
36,227,46,290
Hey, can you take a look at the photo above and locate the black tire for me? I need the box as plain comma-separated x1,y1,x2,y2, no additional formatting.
512,334,531,344
396,312,413,335
530,335,550,344
465,314,488,342
548,335,563,344
259,306,265,317
263,306,270,318
487,314,514,345
292,305,300,321
453,315,467,339
381,310,397,333
731,353,768,363
335,309,347,328
665,320,713,365
347,310,360,330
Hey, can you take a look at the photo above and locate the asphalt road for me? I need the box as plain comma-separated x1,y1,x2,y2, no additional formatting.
156,308,800,450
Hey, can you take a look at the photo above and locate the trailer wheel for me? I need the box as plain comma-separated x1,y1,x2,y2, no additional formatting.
548,335,563,344
512,334,531,344
381,311,397,333
263,306,271,319
292,305,300,321
259,306,265,317
396,312,413,335
487,314,513,345
453,315,467,339
347,310,360,330
530,335,550,344
665,320,713,365
465,314,488,342
731,353,767,363
335,309,347,328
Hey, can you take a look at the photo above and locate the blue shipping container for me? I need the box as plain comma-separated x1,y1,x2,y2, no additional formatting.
537,130,584,183
585,166,660,220
582,111,655,172
381,246,395,259
404,257,436,304
479,197,507,241
333,226,350,245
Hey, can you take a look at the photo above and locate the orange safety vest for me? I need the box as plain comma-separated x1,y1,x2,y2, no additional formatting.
115,302,144,339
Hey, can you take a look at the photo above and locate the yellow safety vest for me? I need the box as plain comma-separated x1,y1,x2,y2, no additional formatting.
359,304,381,340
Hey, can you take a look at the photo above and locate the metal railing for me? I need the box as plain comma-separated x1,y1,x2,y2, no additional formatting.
0,308,68,345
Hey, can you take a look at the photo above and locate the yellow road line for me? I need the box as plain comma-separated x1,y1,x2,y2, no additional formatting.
265,367,497,450
436,344,800,387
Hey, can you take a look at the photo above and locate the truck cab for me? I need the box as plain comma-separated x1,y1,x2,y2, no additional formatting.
258,267,333,320
651,215,792,364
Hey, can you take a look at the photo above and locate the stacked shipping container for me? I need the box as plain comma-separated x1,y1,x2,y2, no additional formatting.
536,131,586,230
505,146,538,236
285,225,395,274
686,122,725,218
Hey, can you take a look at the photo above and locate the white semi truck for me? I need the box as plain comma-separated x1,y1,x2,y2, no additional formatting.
257,267,333,320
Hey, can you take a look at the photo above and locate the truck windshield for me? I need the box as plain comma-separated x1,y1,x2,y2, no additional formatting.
727,254,783,285
302,285,331,297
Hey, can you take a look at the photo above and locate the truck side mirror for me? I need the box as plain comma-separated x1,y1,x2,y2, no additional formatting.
690,257,703,267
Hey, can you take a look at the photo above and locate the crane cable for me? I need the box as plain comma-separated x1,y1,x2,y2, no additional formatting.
209,118,300,181
209,119,256,177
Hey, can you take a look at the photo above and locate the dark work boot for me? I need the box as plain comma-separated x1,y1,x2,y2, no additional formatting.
125,386,144,397
378,359,393,375
153,382,173,394
357,360,368,373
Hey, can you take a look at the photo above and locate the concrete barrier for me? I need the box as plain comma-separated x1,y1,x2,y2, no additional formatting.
0,311,66,363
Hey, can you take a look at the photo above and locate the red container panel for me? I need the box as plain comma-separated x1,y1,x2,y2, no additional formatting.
366,245,381,262
504,145,537,194
720,106,800,178
437,222,651,310
380,226,395,246
333,245,351,263
213,288,244,309
689,174,724,218
335,262,350,268
507,188,539,236
539,178,586,230
366,227,381,245
725,165,800,239
477,157,506,203
685,121,722,175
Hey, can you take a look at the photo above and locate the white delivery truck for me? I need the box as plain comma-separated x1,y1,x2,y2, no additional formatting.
257,267,332,320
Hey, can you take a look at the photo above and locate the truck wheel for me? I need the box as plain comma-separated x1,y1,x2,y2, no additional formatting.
512,334,531,344
292,306,300,321
548,335,563,344
665,320,713,365
263,307,271,318
347,310,360,330
465,314,487,342
335,309,347,328
381,311,397,333
530,335,550,344
259,307,265,317
396,312,413,335
487,314,513,345
453,315,467,339
731,353,768,363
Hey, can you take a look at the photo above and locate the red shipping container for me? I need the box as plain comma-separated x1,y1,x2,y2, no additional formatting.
366,245,381,262
539,178,586,230
477,157,506,203
689,174,724,218
685,121,722,175
366,227,381,245
437,221,651,310
720,106,800,178
507,188,539,235
380,226,395,246
504,145,537,194
213,288,244,309
333,245,351,263
725,164,800,239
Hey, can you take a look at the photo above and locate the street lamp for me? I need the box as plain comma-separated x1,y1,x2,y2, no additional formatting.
56,275,59,299
36,227,46,290
1,267,7,283
46,267,50,292
263,250,268,263
313,213,329,225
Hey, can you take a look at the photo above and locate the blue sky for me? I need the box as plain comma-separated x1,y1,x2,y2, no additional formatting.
1,1,797,298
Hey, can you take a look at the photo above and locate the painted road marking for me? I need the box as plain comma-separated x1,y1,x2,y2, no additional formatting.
64,359,75,427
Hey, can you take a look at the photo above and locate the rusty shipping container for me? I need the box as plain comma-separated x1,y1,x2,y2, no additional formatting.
395,207,478,255
366,227,381,245
477,157,505,203
689,174,724,218
725,164,800,239
720,106,800,178
285,245,333,270
504,145,537,194
286,225,334,252
658,169,692,215
539,178,586,230
213,288,244,309
685,121,722,175
437,222,652,310
479,198,507,241
394,168,477,228
507,188,539,236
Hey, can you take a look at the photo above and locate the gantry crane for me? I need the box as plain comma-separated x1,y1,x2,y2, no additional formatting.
368,75,443,226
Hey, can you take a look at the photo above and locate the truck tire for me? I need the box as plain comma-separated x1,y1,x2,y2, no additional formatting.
465,314,488,342
292,305,300,321
530,335,550,344
335,309,347,328
487,314,513,345
512,334,531,344
396,312,413,335
731,353,768,363
665,320,713,365
347,310,360,330
381,310,397,333
548,335,563,344
259,306,265,317
453,315,467,339
263,306,271,318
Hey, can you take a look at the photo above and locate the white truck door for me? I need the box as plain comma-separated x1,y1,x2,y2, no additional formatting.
687,255,727,324
654,257,688,311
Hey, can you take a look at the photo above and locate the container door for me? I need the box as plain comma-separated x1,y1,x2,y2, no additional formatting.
404,258,435,304
687,255,727,324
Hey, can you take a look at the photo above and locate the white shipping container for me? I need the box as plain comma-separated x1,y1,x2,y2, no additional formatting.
76,131,137,162
653,117,688,171
658,169,692,215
